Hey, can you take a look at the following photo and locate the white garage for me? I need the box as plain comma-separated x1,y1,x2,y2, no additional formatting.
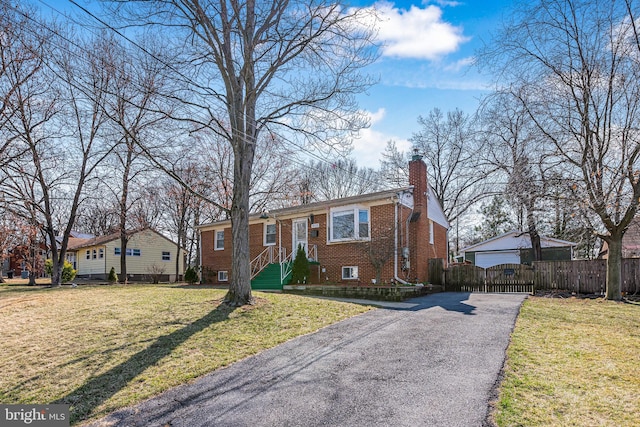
459,231,576,268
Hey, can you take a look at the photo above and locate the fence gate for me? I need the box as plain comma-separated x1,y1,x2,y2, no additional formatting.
445,264,535,294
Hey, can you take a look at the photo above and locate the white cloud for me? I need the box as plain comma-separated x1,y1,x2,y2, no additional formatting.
443,56,475,72
365,1,470,60
350,108,412,167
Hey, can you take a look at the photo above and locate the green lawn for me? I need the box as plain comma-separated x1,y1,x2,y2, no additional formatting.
494,297,640,427
0,284,372,425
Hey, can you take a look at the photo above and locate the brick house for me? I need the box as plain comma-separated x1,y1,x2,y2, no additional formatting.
197,156,449,288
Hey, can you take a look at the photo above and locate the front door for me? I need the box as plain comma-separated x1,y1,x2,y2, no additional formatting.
292,219,308,256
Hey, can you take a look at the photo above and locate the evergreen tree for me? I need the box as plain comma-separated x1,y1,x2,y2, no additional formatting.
184,266,199,284
108,267,118,283
290,244,310,284
473,196,515,242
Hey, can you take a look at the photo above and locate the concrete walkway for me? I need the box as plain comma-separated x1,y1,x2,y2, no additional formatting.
87,292,527,427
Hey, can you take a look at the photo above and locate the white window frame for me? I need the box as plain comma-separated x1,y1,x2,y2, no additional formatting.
329,206,370,243
86,250,91,260
429,220,434,245
342,266,359,280
92,249,97,259
264,223,276,246
99,248,104,259
114,247,121,256
125,248,141,257
162,251,171,261
215,230,225,251
218,270,228,281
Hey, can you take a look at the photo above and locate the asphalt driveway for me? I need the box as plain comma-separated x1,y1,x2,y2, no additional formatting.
88,292,527,427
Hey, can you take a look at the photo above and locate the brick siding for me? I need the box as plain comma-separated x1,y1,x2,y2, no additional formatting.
200,158,449,285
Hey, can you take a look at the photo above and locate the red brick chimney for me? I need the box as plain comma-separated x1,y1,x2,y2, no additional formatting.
408,151,429,282
409,151,427,214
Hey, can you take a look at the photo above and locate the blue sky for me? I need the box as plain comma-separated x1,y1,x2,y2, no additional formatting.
43,0,514,166
349,0,514,166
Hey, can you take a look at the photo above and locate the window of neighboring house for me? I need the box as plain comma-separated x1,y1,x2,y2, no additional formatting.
162,251,171,261
342,266,359,280
86,250,91,260
215,230,224,250
429,220,434,245
218,270,228,281
99,248,104,259
92,249,97,259
330,207,370,242
125,248,141,256
264,223,276,246
114,247,121,256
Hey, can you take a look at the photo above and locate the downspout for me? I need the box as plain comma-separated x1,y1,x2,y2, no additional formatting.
394,195,408,285
198,228,202,283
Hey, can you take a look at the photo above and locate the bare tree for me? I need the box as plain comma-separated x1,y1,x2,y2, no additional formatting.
7,29,117,287
109,0,376,304
360,224,395,285
102,36,168,284
411,108,489,225
298,158,381,202
479,91,553,261
379,140,409,188
0,1,43,172
486,0,640,299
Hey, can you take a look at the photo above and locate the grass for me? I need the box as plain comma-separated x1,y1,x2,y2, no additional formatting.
0,284,372,425
494,297,640,427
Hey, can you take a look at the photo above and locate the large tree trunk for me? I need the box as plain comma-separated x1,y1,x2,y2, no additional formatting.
120,235,127,284
225,138,255,306
605,236,623,301
527,209,542,262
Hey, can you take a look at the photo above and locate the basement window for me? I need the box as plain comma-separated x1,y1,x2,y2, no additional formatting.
218,271,228,282
342,266,359,280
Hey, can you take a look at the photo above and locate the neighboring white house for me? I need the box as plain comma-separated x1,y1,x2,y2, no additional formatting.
65,228,186,281
459,231,576,268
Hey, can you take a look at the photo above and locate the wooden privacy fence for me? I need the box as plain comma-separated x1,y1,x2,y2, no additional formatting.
443,258,640,294
445,264,534,293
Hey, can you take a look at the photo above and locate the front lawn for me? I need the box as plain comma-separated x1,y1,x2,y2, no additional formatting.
494,297,640,426
0,284,372,424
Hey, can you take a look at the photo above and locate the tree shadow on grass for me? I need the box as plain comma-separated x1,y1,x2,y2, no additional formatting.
55,302,237,424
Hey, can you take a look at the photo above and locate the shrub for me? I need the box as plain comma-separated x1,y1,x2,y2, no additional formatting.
146,263,166,284
290,244,310,284
44,259,77,283
184,266,199,284
108,267,118,283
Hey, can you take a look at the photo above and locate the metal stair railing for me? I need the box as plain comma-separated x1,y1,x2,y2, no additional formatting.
307,244,317,262
280,247,292,284
250,246,275,279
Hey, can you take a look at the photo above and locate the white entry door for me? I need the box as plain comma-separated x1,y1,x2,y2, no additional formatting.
293,219,308,255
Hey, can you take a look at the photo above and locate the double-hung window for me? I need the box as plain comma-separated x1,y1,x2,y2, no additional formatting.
162,251,171,261
329,206,370,242
215,230,224,250
264,223,276,246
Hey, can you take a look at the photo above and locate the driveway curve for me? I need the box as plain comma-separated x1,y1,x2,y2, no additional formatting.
87,292,526,427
